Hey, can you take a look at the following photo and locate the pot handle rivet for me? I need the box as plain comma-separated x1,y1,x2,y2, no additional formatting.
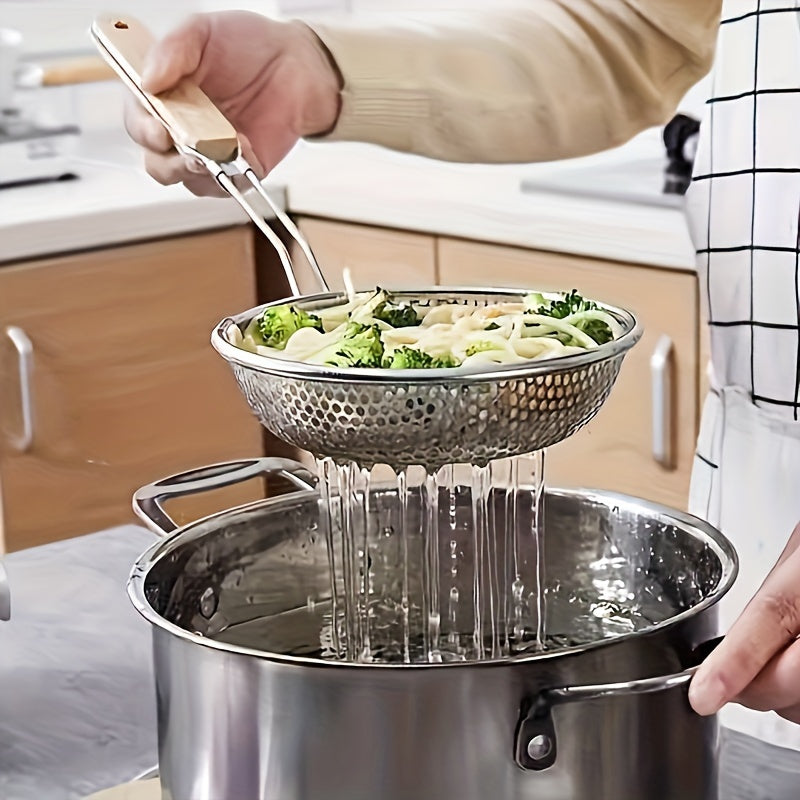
514,698,558,772
527,734,553,761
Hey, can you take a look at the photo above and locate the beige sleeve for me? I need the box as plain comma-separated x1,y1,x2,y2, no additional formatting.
309,0,721,163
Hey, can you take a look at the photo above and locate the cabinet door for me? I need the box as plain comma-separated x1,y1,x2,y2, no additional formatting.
437,238,698,510
0,228,264,551
290,217,437,294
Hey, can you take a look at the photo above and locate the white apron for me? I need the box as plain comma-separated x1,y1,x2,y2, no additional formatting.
686,0,800,750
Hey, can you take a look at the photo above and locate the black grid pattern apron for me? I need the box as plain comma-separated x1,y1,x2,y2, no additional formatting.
687,0,800,750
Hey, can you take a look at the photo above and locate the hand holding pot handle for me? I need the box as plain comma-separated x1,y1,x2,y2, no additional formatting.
690,520,800,724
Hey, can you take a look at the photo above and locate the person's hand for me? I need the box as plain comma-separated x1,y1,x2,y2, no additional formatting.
124,11,342,196
689,521,800,723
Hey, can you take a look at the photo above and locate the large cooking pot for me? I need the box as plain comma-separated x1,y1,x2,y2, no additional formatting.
130,458,737,800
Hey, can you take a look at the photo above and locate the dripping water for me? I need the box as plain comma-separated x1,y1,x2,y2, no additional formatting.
310,453,550,663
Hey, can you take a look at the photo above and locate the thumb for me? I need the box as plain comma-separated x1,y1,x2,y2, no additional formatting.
141,15,210,93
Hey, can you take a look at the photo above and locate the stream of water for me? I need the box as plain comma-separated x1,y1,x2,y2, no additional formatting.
316,453,547,664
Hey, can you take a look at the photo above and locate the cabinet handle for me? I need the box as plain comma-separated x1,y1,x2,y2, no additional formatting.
4,326,34,453
0,560,9,621
650,334,674,469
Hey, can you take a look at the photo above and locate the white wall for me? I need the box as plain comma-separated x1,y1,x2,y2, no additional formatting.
1,1,194,56
0,0,350,57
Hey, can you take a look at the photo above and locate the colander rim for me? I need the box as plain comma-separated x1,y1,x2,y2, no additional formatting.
210,287,643,384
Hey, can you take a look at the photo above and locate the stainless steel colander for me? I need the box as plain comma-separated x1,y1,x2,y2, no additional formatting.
91,16,640,467
211,288,642,469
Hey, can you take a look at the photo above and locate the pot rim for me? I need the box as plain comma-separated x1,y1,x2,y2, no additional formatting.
127,486,738,670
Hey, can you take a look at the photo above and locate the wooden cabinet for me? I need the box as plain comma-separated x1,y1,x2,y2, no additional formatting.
437,237,699,509
290,217,437,293
0,228,265,552
282,217,701,509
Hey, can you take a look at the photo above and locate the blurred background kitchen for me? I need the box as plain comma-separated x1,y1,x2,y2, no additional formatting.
0,2,714,797
0,0,712,555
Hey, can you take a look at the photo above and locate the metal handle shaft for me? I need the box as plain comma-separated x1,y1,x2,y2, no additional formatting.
237,160,329,293
4,326,34,453
548,665,695,704
515,635,724,771
214,171,302,295
515,666,695,771
132,457,317,536
650,334,674,468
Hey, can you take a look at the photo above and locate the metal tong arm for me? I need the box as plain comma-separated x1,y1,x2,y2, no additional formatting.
90,15,328,296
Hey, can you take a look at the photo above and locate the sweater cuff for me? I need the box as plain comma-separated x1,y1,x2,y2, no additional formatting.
306,22,433,151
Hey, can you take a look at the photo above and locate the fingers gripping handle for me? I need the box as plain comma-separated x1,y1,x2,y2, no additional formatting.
91,15,240,162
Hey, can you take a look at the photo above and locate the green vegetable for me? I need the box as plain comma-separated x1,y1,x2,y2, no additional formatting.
315,322,385,368
257,304,323,349
465,341,502,357
531,289,595,318
573,317,614,345
530,289,613,345
384,346,459,369
373,300,421,328
348,287,421,328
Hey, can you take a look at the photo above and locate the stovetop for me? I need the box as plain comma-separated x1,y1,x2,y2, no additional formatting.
0,113,80,188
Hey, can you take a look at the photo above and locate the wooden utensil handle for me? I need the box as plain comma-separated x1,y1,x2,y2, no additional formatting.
91,15,239,162
38,56,116,86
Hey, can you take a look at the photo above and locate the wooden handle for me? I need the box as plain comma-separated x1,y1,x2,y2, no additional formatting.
91,15,239,163
37,56,116,86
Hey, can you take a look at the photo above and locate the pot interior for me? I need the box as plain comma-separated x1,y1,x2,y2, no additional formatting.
138,486,736,665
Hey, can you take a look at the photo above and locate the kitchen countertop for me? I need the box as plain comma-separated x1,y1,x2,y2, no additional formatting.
0,525,158,800
0,133,280,264
273,134,698,272
1,126,698,271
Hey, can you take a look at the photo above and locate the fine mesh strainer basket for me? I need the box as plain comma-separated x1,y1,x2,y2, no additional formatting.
211,288,642,468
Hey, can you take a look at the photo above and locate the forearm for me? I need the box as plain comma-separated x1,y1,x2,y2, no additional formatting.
310,0,721,163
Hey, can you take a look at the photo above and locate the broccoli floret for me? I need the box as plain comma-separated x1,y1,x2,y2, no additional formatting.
373,300,421,328
465,341,502,357
530,289,613,345
533,289,596,319
317,322,385,368
575,318,614,345
384,346,458,369
348,287,421,328
257,304,323,349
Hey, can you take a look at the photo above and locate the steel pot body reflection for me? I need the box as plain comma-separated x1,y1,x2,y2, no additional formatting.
130,458,737,800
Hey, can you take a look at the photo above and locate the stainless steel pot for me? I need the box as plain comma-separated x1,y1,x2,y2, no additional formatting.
131,458,737,800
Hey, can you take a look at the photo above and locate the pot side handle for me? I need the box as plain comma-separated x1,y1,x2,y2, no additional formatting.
515,636,724,771
132,457,316,536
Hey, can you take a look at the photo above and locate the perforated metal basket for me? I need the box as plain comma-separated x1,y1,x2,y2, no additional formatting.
211,288,642,469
